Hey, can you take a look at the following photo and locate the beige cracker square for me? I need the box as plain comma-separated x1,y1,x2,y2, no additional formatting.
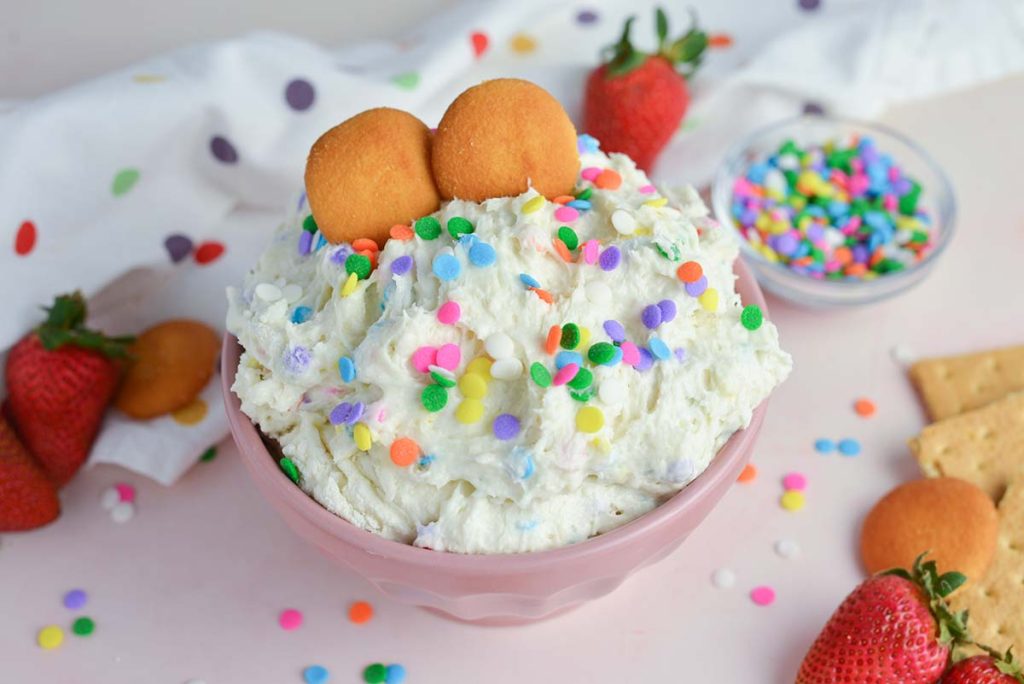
909,392,1024,501
909,345,1024,421
952,479,1024,654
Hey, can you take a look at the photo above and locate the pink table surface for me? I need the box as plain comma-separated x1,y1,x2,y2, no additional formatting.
2,77,1022,683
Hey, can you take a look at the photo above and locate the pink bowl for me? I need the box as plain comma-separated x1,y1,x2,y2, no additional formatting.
223,259,769,625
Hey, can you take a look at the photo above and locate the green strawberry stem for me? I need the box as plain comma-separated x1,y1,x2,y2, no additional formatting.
36,291,134,359
882,553,970,649
605,7,708,77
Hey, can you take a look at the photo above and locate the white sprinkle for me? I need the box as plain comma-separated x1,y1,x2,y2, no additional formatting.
774,539,801,559
610,209,637,235
484,332,515,360
110,501,136,524
100,487,120,511
711,568,736,589
254,283,282,302
427,365,455,384
764,169,787,196
598,377,627,404
890,343,917,368
585,281,612,307
281,283,303,303
490,358,523,381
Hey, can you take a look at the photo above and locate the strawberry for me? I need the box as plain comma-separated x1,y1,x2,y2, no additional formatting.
941,648,1024,683
5,292,132,486
797,555,971,684
582,7,708,172
0,414,60,531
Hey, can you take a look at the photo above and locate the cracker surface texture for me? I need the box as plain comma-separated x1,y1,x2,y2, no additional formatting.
909,345,1024,421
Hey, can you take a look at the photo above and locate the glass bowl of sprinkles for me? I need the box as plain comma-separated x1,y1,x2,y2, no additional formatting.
712,115,956,307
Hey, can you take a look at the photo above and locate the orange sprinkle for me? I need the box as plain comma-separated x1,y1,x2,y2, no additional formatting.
737,463,757,483
389,224,414,241
553,238,573,262
854,398,877,418
552,195,574,205
844,262,867,277
594,169,622,190
357,249,377,269
676,260,703,283
348,601,374,624
791,256,813,267
545,325,561,354
869,248,885,267
389,438,420,467
532,288,553,304
834,246,853,266
708,33,734,48
352,238,379,253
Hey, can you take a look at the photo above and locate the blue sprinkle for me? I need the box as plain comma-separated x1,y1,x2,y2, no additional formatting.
814,438,835,454
509,447,535,480
458,233,478,249
290,306,313,324
385,664,407,684
432,253,461,281
519,273,541,289
555,351,584,369
314,234,327,252
567,199,591,211
838,438,861,457
577,133,599,154
338,356,356,382
746,162,770,184
418,454,436,468
468,241,497,267
516,519,539,531
608,346,624,366
649,337,671,360
303,665,329,684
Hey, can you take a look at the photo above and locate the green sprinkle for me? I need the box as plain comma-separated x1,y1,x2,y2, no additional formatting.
447,216,474,239
111,168,140,197
779,139,799,156
740,305,763,331
363,663,387,684
529,362,552,388
302,214,318,233
199,445,217,462
415,216,442,240
560,323,580,350
567,367,593,390
575,187,593,201
279,457,300,484
874,258,906,274
421,384,448,412
72,617,95,636
345,253,372,280
430,370,456,388
557,226,579,250
569,388,593,403
899,181,921,216
587,342,617,365
910,230,929,244
851,198,869,216
655,242,681,261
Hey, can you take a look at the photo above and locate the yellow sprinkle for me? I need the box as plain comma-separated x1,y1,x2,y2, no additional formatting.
132,73,166,84
353,422,372,451
760,246,780,264
769,219,788,235
754,214,770,230
591,437,611,454
37,625,63,650
521,195,545,214
510,33,537,54
171,398,207,426
455,399,485,424
788,195,807,210
466,356,493,378
797,215,813,230
643,197,668,208
579,327,591,350
340,272,358,297
699,288,719,312
780,490,805,512
634,226,653,237
458,373,488,400
764,189,783,202
575,406,605,433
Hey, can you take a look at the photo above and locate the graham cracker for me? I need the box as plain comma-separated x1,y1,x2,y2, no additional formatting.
951,478,1024,653
908,345,1024,421
909,392,1024,501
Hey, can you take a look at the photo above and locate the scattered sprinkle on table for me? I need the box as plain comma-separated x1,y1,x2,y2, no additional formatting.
853,397,877,417
780,490,806,512
348,601,373,624
110,501,136,524
63,588,88,610
278,608,303,631
37,625,63,650
774,538,801,559
711,568,736,589
71,616,95,636
385,664,407,684
781,472,807,491
750,585,776,606
303,665,330,684
737,463,757,483
837,438,861,456
363,663,387,684
814,438,835,454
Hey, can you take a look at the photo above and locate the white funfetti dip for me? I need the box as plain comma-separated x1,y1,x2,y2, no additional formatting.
227,140,791,554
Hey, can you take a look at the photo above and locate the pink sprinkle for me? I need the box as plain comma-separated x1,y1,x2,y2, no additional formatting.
581,166,601,181
376,408,387,422
732,177,754,197
824,259,842,273
411,346,437,373
883,194,897,211
848,174,869,197
114,482,136,503
620,341,640,367
888,165,901,182
782,472,807,491
582,240,599,264
552,363,579,386
850,158,864,174
554,206,579,223
437,301,461,325
435,344,461,371
750,586,775,606
279,608,303,630
639,184,656,194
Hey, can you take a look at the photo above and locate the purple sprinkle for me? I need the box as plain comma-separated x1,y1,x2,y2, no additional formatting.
493,414,521,441
296,191,307,211
598,245,621,271
635,348,654,372
576,9,599,24
802,101,825,115
603,320,626,342
391,255,413,275
674,348,688,363
63,589,87,610
806,225,825,242
209,135,238,164
298,230,313,256
283,346,311,374
852,244,870,264
330,401,365,426
330,245,352,265
657,299,677,324
685,275,708,297
774,233,800,256
641,304,662,330
284,78,315,111
164,234,193,263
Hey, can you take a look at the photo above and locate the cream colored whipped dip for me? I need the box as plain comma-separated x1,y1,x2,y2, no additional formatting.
227,140,791,554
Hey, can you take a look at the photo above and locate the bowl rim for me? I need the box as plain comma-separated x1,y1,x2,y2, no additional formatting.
222,259,769,573
711,114,958,292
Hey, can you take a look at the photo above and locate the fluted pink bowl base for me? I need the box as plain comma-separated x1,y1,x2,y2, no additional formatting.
223,259,770,625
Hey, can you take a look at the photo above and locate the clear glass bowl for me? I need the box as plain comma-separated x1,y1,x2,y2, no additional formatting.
711,116,956,307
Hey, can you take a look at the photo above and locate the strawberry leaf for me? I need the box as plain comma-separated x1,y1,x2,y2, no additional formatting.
35,291,134,359
655,8,669,50
937,571,967,597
